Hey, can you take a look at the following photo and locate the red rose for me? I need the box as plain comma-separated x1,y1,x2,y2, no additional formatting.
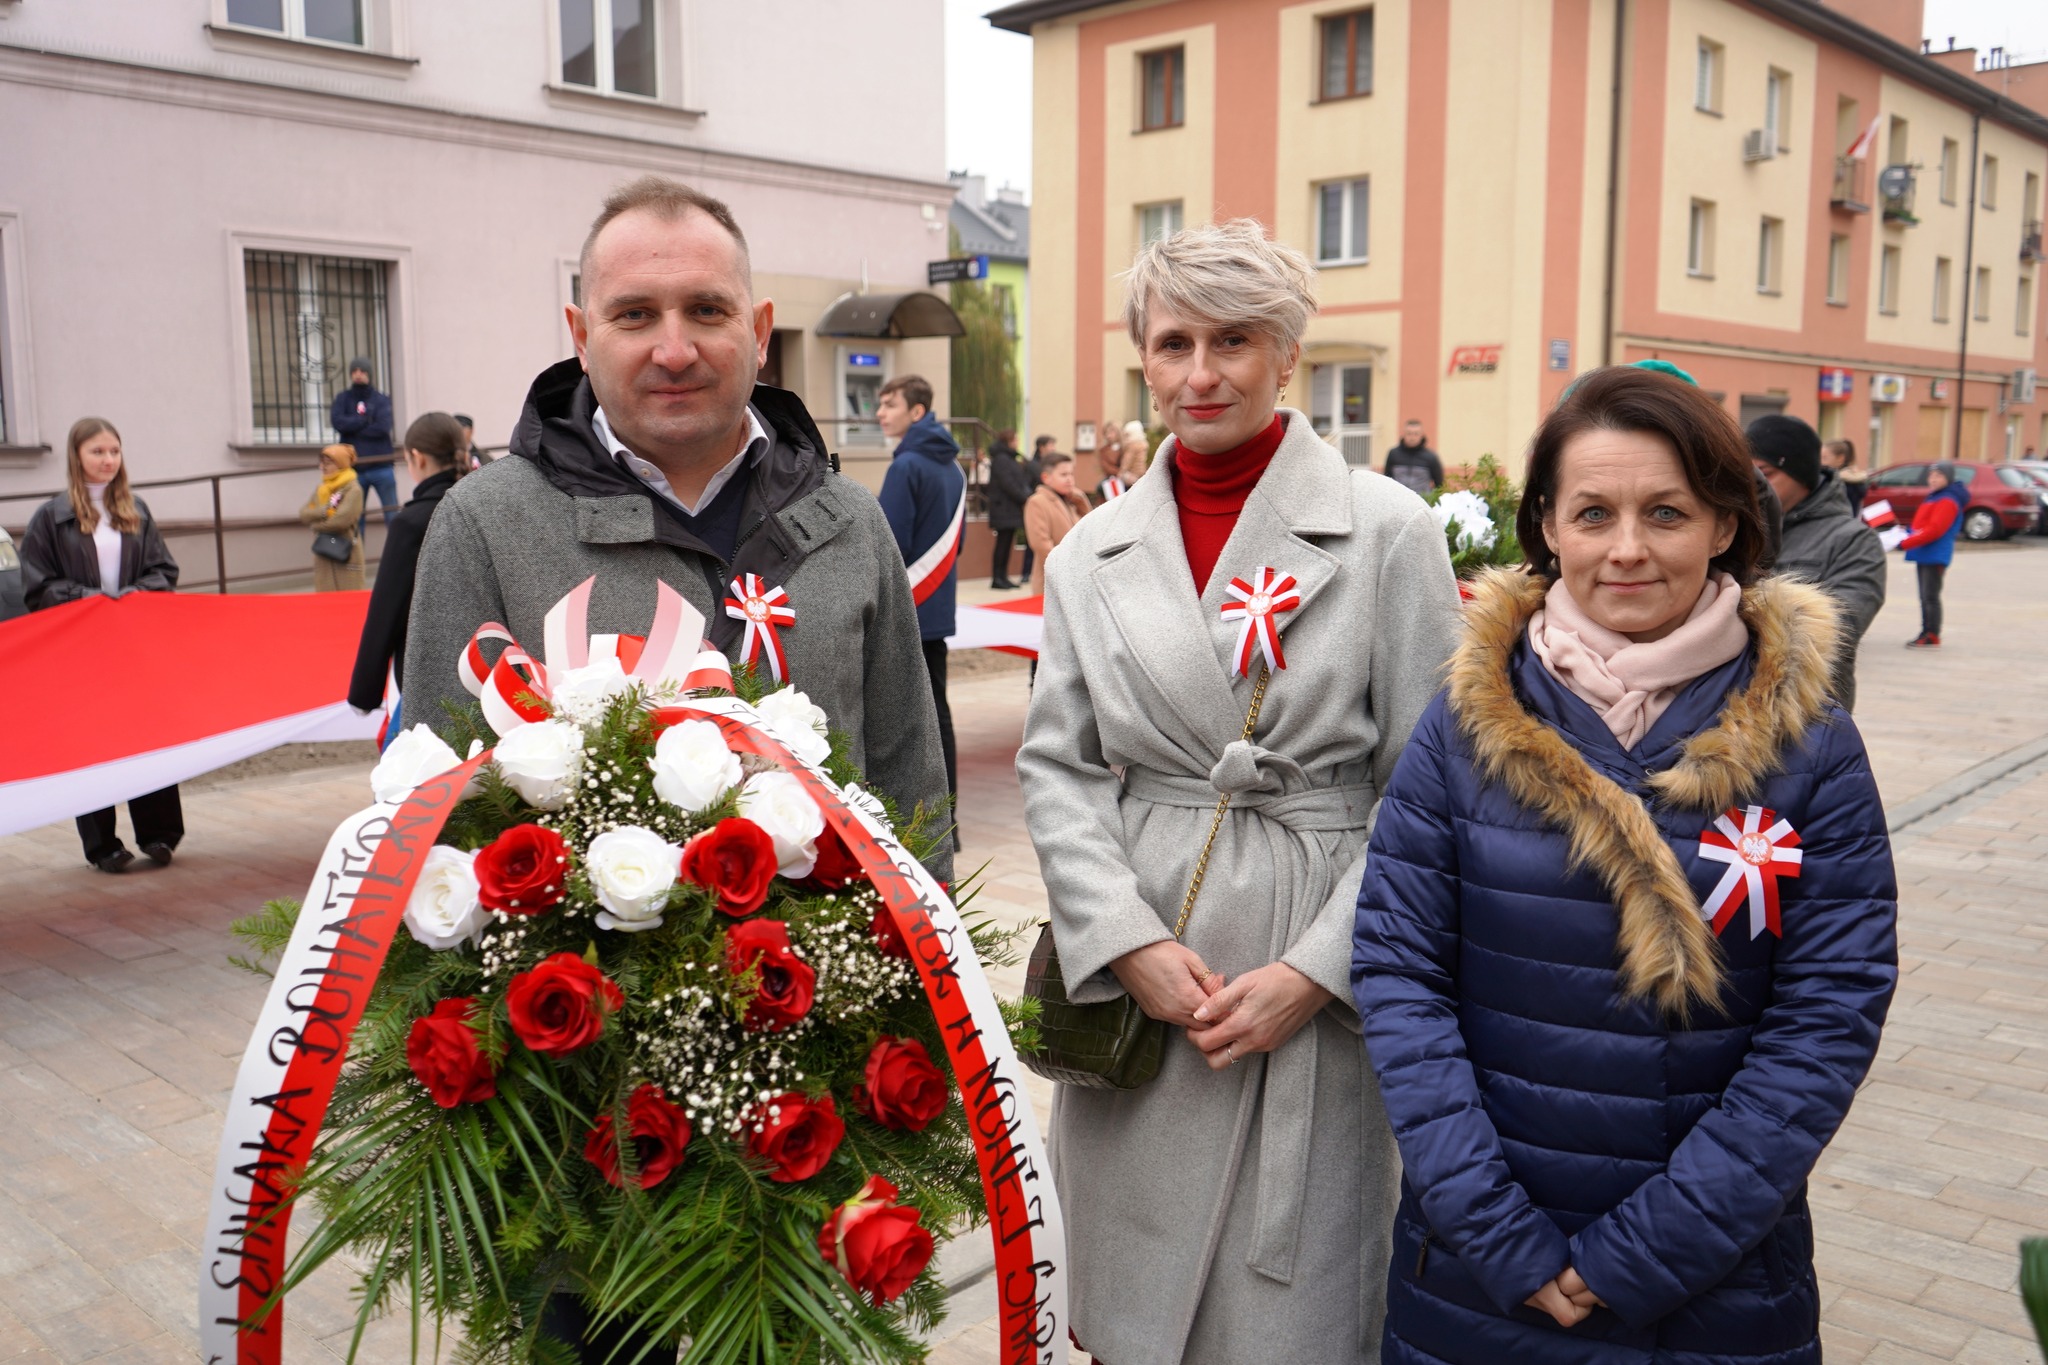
795,825,866,893
405,997,496,1108
505,952,624,1057
584,1083,693,1190
869,907,910,959
474,823,570,915
725,919,816,1031
745,1091,845,1183
681,818,779,917
817,1174,935,1305
852,1037,949,1132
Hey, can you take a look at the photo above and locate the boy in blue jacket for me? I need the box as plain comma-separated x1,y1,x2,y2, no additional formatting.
1898,461,1970,648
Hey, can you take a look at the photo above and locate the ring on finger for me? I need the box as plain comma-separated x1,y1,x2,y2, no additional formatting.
1225,1044,1237,1066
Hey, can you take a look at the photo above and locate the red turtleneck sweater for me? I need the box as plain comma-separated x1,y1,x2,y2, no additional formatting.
1172,415,1285,592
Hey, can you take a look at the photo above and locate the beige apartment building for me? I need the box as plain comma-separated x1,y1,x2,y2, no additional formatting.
993,0,2048,476
0,0,958,543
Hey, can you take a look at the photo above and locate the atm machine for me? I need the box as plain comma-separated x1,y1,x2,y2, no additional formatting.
838,347,889,446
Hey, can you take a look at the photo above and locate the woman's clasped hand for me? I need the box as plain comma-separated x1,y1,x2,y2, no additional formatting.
1184,960,1330,1070
1525,1268,1606,1328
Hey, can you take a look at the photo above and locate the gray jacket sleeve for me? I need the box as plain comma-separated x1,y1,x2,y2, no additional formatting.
1280,504,1461,1008
1828,523,1888,648
401,495,508,743
846,494,954,882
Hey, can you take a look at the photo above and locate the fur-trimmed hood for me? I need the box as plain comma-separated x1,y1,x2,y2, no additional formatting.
1446,568,1841,1016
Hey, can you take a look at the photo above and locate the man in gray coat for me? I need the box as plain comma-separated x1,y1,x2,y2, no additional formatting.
403,175,950,881
1748,414,1886,710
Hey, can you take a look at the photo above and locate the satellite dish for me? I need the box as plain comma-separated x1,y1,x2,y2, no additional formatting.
1878,165,1913,198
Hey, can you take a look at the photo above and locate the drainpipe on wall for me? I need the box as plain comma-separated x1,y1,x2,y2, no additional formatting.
1953,112,1980,462
1601,0,1629,368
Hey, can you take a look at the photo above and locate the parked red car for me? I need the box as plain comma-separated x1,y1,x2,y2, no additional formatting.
1860,461,2041,541
2001,463,2048,535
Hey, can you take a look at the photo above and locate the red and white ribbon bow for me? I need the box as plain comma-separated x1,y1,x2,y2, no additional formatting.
456,577,730,735
1219,566,1302,676
1697,805,1803,939
724,573,796,684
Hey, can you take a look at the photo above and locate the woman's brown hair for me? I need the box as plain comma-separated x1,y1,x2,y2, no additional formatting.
1516,365,1768,585
403,411,467,476
65,417,140,535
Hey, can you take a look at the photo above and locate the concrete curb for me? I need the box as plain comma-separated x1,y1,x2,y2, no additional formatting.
1886,732,2048,835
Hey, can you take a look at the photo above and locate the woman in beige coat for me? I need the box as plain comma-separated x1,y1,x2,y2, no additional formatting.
301,442,366,591
1017,221,1462,1363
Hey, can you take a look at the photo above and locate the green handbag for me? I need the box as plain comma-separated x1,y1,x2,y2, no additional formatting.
1021,664,1271,1091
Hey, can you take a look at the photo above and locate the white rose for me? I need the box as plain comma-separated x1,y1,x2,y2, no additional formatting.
737,771,825,878
371,725,463,805
493,719,584,811
402,845,484,950
838,781,892,831
585,825,681,933
548,656,637,727
649,719,743,814
1430,489,1497,552
754,687,832,767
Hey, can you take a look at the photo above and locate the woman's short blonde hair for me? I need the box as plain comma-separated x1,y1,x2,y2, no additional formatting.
1122,219,1318,353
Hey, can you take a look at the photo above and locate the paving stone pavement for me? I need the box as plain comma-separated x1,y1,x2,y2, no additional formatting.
1,542,2044,1362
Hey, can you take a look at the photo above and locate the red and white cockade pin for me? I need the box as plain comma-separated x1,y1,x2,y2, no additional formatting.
724,573,796,684
1697,805,1803,939
1219,566,1302,677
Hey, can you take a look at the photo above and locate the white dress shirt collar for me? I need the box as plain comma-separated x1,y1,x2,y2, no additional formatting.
591,404,771,517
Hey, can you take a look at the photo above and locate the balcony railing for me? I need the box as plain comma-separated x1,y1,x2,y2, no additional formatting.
1830,157,1870,213
1879,165,1918,225
2024,219,2044,264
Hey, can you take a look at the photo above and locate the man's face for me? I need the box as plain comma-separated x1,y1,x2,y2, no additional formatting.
349,368,370,387
1402,422,1424,448
876,390,924,441
568,207,772,463
1043,461,1076,496
1753,459,1808,511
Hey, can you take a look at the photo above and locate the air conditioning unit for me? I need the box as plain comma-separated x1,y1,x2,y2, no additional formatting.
2016,368,2040,403
1743,129,1776,162
1871,373,1908,404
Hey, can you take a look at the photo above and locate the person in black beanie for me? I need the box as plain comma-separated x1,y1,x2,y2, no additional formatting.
1747,413,1886,708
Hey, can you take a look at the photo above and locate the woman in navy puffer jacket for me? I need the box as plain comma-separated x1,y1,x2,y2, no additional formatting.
1353,365,1897,1364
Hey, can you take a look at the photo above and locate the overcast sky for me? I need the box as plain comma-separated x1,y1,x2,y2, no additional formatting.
944,0,2048,205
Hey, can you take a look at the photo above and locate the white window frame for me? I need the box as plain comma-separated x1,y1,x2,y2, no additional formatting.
1765,68,1790,152
556,0,663,100
1933,256,1952,323
224,230,414,453
1695,39,1723,114
1879,244,1901,315
1826,232,1850,306
1138,200,1184,247
1756,216,1783,295
0,209,39,455
1974,265,1992,322
218,0,371,48
1315,177,1371,266
1687,199,1715,277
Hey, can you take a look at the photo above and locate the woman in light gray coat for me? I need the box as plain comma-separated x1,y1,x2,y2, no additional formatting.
1017,221,1462,1364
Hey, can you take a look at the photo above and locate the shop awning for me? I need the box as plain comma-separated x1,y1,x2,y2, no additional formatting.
815,291,965,339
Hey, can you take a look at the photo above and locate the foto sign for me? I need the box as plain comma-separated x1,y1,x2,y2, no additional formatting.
1448,344,1502,376
927,255,990,285
1818,367,1854,399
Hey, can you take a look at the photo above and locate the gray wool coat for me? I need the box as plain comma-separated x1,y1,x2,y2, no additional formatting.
1772,468,1886,711
1016,411,1462,1365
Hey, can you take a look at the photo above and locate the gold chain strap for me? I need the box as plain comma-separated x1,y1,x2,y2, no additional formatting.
1172,662,1272,939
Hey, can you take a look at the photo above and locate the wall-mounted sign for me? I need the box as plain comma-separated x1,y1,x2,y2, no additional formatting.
1075,421,1098,453
1818,367,1854,400
1930,378,1949,400
848,352,883,368
927,255,990,286
1871,373,1907,404
1547,339,1571,372
1447,344,1502,375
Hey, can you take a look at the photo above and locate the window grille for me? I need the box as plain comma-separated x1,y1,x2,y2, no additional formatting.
244,249,391,444
561,0,658,98
1316,178,1370,264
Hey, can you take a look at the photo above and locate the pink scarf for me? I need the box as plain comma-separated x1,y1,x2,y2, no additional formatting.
1527,573,1749,749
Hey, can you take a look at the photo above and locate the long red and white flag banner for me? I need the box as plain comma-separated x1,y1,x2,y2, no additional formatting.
675,693,1068,1365
907,487,967,607
200,754,489,1365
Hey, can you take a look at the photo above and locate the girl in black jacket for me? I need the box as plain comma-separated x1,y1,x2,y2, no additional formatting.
348,412,465,743
20,418,184,871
